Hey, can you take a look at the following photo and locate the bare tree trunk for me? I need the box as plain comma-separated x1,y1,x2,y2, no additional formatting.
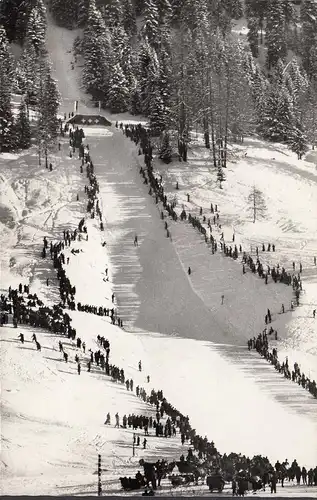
208,70,217,168
223,70,231,169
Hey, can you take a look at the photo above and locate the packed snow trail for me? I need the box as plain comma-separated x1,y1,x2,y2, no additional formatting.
92,132,291,346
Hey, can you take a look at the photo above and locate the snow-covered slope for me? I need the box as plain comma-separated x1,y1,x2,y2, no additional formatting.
150,135,317,383
0,320,182,495
1,16,317,497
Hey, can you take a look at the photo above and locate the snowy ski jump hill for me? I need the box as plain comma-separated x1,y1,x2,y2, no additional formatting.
1,17,317,497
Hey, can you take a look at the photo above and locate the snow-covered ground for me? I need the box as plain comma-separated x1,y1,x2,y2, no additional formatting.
1,17,317,497
150,136,317,382
0,143,85,305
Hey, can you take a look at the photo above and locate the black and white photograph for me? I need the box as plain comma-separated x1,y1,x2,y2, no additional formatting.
0,0,317,496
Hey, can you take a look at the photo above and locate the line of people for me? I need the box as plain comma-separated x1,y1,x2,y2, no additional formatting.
247,330,317,399
119,122,178,238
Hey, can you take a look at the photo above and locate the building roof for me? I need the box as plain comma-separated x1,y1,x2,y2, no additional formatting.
67,114,112,127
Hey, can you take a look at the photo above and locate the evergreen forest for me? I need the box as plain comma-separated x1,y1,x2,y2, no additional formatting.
1,0,317,161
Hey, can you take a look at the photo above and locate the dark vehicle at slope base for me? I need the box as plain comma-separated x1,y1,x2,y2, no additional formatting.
206,472,225,492
169,473,196,487
176,460,206,483
119,476,145,491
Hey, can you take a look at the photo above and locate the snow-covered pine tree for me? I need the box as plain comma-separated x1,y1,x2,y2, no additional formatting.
103,0,122,28
15,41,41,109
18,0,47,44
141,0,160,48
170,0,182,24
180,0,205,34
43,70,60,141
244,0,268,44
15,99,31,149
78,0,90,27
0,0,26,42
122,0,137,37
251,66,269,120
82,1,113,101
0,27,15,152
265,0,288,70
260,61,295,143
207,0,241,34
222,0,243,20
36,57,60,163
25,4,47,54
300,0,317,78
156,25,172,126
107,63,130,112
156,0,172,25
285,58,308,122
228,45,256,143
111,24,134,91
251,63,269,115
159,131,173,163
246,17,260,57
302,76,317,149
129,77,143,115
138,38,158,113
289,121,308,159
149,85,168,135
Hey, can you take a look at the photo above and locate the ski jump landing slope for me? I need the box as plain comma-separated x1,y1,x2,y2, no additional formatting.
0,17,317,496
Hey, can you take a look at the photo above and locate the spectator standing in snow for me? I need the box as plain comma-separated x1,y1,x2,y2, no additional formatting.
139,361,142,372
267,309,272,323
115,413,120,428
270,471,277,494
